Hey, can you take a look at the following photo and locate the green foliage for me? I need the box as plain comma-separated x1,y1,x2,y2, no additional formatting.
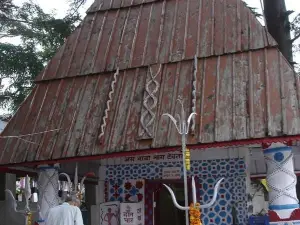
0,0,82,113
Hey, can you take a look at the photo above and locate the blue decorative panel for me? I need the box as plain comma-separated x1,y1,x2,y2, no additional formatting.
106,158,247,225
108,179,124,202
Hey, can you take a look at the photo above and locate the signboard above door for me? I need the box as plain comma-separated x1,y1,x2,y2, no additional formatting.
162,167,181,180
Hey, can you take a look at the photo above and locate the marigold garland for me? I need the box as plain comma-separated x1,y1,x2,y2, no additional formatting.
26,212,32,225
189,203,202,225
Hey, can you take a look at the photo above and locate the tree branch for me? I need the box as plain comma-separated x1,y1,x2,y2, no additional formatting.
291,33,300,43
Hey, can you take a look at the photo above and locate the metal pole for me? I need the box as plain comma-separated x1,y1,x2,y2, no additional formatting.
182,132,189,225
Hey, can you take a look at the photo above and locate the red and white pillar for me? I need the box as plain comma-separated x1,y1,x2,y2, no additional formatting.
263,142,300,225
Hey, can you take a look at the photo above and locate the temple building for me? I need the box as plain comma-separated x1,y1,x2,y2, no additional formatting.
1,0,300,225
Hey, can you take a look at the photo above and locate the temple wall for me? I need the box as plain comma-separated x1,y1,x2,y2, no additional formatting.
100,147,250,225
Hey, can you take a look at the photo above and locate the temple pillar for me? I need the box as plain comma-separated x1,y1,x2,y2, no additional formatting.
263,142,300,224
0,173,16,201
37,164,60,224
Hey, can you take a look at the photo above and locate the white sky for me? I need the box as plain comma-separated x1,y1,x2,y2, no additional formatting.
4,0,300,64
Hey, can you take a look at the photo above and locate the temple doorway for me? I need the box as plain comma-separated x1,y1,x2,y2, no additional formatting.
154,181,188,225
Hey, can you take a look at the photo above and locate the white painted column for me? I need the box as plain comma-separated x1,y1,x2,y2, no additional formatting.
263,143,299,219
37,164,60,223
91,165,106,225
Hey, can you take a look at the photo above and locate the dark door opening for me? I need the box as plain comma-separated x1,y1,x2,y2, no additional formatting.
154,181,188,225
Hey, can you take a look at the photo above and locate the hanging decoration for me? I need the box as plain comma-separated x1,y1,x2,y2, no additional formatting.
185,148,191,171
189,203,201,225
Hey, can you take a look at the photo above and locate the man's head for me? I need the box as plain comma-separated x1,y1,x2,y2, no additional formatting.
65,194,81,207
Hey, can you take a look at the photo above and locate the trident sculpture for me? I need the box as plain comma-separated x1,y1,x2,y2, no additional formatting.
5,175,39,225
59,163,95,201
162,99,224,225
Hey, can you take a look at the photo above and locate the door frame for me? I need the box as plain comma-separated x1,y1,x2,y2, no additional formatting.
148,179,192,225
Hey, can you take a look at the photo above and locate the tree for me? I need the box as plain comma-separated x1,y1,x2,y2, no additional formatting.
263,0,300,67
0,0,82,113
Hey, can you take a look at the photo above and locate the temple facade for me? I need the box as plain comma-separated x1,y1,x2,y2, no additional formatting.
1,0,300,225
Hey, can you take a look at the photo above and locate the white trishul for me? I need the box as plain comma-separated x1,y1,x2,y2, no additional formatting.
162,99,224,225
163,176,224,210
5,175,38,225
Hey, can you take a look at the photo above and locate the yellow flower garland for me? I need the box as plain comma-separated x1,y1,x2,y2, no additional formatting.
189,203,202,225
26,212,32,225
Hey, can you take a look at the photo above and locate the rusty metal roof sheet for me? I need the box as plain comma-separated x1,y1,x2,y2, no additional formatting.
1,47,299,165
36,0,277,81
1,0,300,165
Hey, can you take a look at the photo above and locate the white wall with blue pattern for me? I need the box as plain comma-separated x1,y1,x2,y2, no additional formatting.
105,158,247,225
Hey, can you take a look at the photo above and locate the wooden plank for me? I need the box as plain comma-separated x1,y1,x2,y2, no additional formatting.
213,0,224,55
264,48,282,136
81,12,106,75
79,74,112,156
198,0,213,57
108,70,137,150
66,76,99,157
158,0,176,63
50,77,87,159
56,28,81,79
199,57,217,143
143,1,164,65
279,52,299,135
170,0,188,62
112,0,122,9
93,10,119,73
224,0,237,53
105,9,128,71
37,44,65,81
249,9,264,49
236,0,242,52
118,6,140,69
11,83,49,163
240,2,250,51
0,90,35,164
184,0,199,59
25,81,61,161
152,63,178,148
130,4,152,68
251,50,267,138
36,79,73,160
232,52,248,139
122,68,147,151
68,14,94,77
215,55,233,142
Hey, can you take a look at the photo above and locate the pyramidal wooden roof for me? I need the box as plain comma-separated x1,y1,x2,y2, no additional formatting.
0,0,300,166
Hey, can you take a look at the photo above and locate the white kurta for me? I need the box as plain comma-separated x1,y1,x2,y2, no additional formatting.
45,203,84,225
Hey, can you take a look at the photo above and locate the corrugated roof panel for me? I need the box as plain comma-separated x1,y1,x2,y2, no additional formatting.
35,0,277,82
87,0,159,13
1,48,298,165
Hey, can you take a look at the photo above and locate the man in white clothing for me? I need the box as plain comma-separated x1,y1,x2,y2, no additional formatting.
45,195,84,225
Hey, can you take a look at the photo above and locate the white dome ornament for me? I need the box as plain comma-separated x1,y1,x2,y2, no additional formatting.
59,163,95,203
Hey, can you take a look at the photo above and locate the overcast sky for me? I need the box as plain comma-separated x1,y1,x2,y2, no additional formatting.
7,0,300,63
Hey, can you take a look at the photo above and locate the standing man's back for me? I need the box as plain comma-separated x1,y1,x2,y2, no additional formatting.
46,196,84,225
